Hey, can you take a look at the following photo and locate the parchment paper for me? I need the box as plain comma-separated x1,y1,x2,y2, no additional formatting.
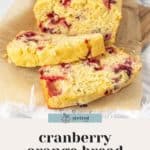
0,0,143,111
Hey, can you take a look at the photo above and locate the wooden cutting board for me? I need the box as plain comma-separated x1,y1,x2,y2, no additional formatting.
0,0,149,111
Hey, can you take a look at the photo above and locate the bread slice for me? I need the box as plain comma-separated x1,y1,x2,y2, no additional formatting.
34,0,122,43
39,46,142,109
7,31,105,67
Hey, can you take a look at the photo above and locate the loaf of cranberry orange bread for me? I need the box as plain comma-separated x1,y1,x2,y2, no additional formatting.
7,31,105,67
34,0,122,43
39,46,142,109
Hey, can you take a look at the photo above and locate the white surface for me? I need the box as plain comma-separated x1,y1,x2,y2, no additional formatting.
139,0,150,5
0,0,13,20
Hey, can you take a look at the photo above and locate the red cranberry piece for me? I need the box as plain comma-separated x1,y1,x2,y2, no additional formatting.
37,46,44,51
39,69,44,76
47,12,60,24
60,63,71,69
103,0,116,9
47,12,71,29
46,80,62,97
47,12,56,18
126,68,132,77
104,34,111,41
114,65,132,77
16,31,36,40
39,22,47,32
41,75,65,97
86,58,103,71
40,12,71,33
106,47,115,54
23,31,36,37
87,58,100,65
94,66,104,71
105,90,109,95
40,75,65,82
59,18,71,28
104,89,112,95
60,0,71,7
41,27,48,33
16,31,39,43
41,26,57,34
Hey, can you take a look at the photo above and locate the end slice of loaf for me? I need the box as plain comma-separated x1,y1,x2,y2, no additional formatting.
34,0,122,43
